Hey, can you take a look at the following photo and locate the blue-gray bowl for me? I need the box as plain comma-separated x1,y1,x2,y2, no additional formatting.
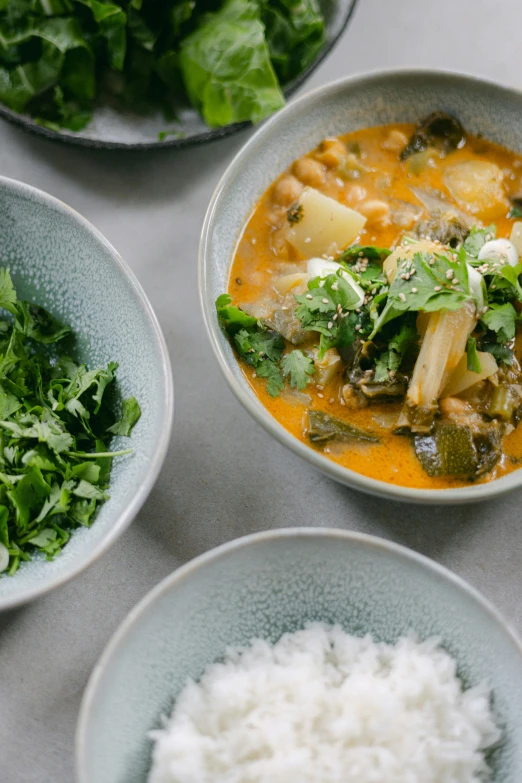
76,528,522,783
0,176,173,609
199,68,522,504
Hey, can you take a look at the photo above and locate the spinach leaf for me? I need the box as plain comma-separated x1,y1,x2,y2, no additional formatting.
261,0,325,83
180,0,284,127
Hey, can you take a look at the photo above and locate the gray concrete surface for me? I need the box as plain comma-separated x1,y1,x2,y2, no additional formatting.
1,0,521,780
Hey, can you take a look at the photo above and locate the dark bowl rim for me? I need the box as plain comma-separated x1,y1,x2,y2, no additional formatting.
75,525,522,783
0,175,174,610
0,0,359,151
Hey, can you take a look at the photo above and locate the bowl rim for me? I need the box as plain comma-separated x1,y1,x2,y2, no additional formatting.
0,0,359,151
75,525,522,782
199,66,522,505
0,175,174,610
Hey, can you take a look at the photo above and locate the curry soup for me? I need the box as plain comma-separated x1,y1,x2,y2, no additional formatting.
217,114,522,489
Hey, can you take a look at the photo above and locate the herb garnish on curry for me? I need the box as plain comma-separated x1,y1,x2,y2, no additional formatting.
217,113,522,489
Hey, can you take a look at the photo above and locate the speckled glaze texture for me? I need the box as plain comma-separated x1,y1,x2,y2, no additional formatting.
76,528,522,783
0,0,358,150
0,177,173,609
199,69,522,504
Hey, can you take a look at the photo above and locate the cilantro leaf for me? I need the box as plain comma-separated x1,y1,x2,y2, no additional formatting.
509,205,522,219
216,294,257,335
0,269,18,316
339,245,392,263
466,337,482,373
499,263,522,300
463,225,496,258
281,350,315,390
256,361,284,397
480,303,517,342
14,301,71,343
374,320,418,381
107,396,141,437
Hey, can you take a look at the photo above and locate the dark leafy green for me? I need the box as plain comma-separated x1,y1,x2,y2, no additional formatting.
0,270,140,576
0,0,325,130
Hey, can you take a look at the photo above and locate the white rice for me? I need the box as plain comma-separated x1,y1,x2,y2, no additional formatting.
148,623,500,783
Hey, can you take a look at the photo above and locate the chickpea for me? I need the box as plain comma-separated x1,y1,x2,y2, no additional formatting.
358,199,390,226
439,397,473,417
272,175,303,207
315,138,346,168
382,129,408,152
293,157,325,188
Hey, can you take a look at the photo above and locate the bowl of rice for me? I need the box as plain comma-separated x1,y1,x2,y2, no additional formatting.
76,528,522,783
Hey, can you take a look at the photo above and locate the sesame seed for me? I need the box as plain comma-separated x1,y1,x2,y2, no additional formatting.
399,292,406,302
306,294,313,300
322,298,329,304
329,398,335,404
304,237,311,244
482,306,488,314
429,259,435,266
251,238,256,245
446,269,454,280
355,324,362,331
331,284,338,291
281,306,288,311
453,279,459,285
358,251,364,257
405,273,411,280
411,287,418,293
355,307,361,313
340,398,346,406
491,285,496,290
434,285,442,292
333,314,338,321
317,393,324,399
327,321,333,329
371,288,377,294
252,372,257,378
410,268,416,275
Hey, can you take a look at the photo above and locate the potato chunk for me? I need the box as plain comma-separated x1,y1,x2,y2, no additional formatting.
286,187,366,258
443,161,508,219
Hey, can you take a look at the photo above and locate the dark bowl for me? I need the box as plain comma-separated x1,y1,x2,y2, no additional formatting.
0,0,358,151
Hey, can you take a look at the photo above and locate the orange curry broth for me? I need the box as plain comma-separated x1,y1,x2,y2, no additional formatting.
228,123,522,489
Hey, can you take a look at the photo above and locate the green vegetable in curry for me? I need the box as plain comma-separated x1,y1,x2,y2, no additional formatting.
0,269,140,576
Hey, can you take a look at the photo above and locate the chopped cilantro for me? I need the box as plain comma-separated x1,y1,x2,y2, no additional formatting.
0,269,139,576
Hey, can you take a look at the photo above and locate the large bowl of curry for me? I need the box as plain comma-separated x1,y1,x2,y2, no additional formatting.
200,69,522,503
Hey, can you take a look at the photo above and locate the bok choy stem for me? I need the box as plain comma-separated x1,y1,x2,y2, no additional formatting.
398,302,477,432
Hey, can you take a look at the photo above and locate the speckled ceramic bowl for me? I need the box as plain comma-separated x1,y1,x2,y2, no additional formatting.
200,68,522,504
0,177,173,609
76,528,522,783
